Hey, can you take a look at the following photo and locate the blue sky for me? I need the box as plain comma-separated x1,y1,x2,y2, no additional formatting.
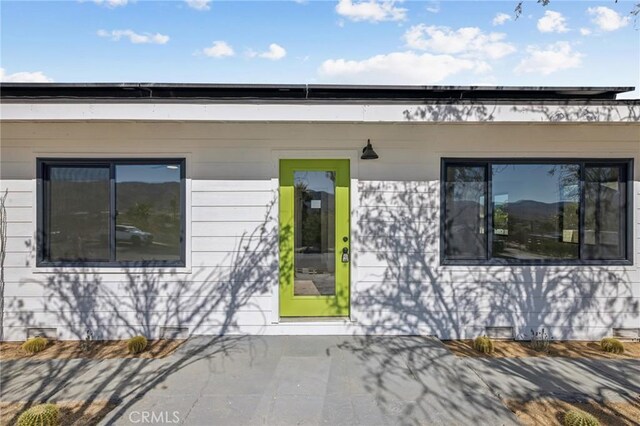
1,1,638,98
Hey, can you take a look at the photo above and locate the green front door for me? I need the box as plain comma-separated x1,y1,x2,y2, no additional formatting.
279,159,350,317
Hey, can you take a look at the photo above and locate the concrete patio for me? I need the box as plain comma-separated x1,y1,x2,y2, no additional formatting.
1,336,637,425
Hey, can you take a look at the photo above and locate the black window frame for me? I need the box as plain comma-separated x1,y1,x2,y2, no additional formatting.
37,158,186,268
440,158,634,266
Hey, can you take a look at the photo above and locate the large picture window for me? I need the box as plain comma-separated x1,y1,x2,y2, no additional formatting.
441,159,632,265
38,159,185,267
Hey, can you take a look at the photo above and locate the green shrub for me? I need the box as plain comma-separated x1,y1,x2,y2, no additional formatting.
127,335,148,354
563,409,600,426
16,403,59,426
600,337,624,354
473,336,494,354
21,337,48,354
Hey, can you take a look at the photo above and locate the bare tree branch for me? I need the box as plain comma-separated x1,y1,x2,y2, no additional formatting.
515,0,639,25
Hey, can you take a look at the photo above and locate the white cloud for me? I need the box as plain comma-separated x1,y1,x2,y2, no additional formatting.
492,12,511,26
93,0,128,7
259,43,287,60
335,0,407,23
515,42,583,75
587,6,630,31
246,44,287,60
579,27,592,36
403,25,516,59
185,0,210,11
0,68,53,82
202,41,235,58
426,1,439,13
537,10,569,33
318,51,489,84
97,29,169,44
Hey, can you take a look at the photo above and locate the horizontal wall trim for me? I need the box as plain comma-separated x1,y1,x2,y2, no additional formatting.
2,103,639,123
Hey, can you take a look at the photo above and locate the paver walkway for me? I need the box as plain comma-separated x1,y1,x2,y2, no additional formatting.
466,357,640,402
2,336,637,425
2,336,517,425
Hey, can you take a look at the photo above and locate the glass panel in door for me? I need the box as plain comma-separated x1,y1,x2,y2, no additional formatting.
294,171,336,296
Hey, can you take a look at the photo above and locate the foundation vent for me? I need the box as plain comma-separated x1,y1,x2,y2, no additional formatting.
612,328,640,341
26,327,57,340
485,326,514,340
159,326,189,339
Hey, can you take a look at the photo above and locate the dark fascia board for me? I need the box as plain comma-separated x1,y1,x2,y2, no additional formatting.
0,83,636,103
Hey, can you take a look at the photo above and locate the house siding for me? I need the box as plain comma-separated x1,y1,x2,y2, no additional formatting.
1,121,638,341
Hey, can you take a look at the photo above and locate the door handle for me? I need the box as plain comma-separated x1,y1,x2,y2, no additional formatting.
341,247,349,263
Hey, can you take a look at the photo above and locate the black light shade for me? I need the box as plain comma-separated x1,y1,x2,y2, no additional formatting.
361,139,379,160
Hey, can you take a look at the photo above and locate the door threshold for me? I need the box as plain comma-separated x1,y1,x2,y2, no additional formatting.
279,316,352,323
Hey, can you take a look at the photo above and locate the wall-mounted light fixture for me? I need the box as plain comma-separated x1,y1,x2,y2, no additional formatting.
361,139,379,160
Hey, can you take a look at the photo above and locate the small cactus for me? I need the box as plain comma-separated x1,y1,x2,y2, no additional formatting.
21,336,48,354
473,335,494,354
600,337,624,354
127,335,148,354
563,409,600,426
16,403,59,426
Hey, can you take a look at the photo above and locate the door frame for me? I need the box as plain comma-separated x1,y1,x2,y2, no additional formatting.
270,150,359,322
279,159,350,317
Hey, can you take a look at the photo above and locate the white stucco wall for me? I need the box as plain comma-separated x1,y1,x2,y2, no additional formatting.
1,121,638,340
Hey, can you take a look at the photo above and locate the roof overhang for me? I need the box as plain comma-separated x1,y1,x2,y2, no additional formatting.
0,83,635,102
1,84,638,123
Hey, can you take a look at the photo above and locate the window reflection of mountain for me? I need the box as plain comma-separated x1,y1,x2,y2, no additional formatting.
490,164,581,259
494,200,579,259
491,165,624,259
